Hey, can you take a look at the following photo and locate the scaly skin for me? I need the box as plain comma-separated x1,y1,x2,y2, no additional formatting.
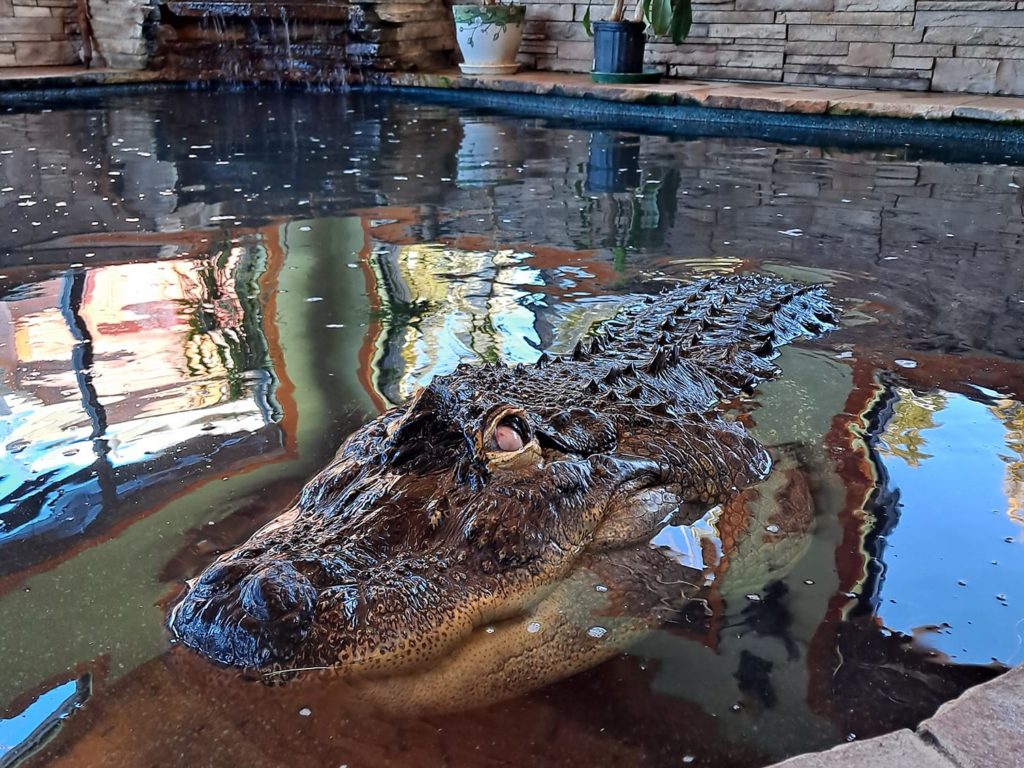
169,273,838,683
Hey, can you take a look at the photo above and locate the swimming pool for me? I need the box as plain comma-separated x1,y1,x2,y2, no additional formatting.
0,88,1021,767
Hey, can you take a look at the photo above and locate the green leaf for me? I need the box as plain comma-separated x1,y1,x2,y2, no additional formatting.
650,0,672,37
582,3,593,36
669,0,693,43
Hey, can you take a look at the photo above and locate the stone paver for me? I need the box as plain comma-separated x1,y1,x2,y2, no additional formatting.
0,66,162,91
769,729,952,768
766,666,1024,768
388,70,1024,125
827,90,980,119
920,664,1024,768
953,97,1024,124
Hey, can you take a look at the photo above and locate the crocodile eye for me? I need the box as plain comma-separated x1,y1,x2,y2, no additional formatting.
486,412,532,453
493,423,524,452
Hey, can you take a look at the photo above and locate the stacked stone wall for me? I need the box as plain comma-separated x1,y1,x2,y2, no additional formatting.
0,0,155,68
517,0,1024,95
89,0,157,68
0,0,79,66
0,0,454,75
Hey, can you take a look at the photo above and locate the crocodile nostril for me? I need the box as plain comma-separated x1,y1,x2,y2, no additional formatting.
239,561,317,623
192,558,251,597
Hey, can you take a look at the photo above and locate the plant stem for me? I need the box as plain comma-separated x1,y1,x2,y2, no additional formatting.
632,0,644,22
609,0,626,21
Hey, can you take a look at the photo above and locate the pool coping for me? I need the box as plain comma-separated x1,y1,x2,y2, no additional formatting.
3,65,1024,128
768,663,1023,768
0,66,165,92
387,70,1024,126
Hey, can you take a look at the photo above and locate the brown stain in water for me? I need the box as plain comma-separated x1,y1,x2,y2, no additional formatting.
24,648,762,768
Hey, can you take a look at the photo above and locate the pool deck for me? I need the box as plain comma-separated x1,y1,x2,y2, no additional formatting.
3,65,1024,125
0,66,163,91
770,664,1023,768
389,70,1024,124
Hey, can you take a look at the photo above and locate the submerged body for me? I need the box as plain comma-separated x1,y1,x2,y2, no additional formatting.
170,273,838,690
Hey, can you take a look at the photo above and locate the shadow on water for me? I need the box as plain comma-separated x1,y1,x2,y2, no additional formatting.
0,89,1022,767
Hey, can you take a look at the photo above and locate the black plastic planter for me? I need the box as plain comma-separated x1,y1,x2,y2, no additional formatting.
592,21,646,74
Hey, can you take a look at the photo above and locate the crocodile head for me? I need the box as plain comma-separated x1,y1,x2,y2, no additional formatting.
170,274,837,682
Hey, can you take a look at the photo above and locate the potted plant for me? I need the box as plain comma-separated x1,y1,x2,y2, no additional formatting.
452,1,527,75
583,0,693,82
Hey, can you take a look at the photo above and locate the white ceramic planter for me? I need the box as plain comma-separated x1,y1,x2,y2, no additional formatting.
452,4,526,75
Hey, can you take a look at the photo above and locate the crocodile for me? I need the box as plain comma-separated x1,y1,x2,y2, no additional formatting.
169,273,838,695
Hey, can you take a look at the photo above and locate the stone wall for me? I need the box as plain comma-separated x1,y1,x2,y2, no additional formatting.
517,0,1024,95
0,0,454,75
0,0,79,66
0,0,156,68
90,0,158,68
153,0,455,82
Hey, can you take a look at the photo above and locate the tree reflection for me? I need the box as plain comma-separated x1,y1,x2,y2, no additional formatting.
875,388,946,467
990,398,1024,527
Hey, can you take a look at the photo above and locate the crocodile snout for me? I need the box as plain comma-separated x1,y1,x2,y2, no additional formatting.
171,558,317,669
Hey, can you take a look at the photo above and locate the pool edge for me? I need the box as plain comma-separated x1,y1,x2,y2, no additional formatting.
769,663,1022,767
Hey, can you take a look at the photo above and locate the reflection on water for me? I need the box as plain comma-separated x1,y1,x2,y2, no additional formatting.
0,89,1022,768
0,251,282,576
368,244,626,405
873,388,1024,665
0,676,88,767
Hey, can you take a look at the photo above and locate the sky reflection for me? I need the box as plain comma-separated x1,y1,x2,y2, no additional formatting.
875,389,1024,665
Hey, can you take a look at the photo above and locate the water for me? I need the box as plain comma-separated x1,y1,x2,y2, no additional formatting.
0,89,1022,767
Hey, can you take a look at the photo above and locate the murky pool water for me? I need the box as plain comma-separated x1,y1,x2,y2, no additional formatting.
1,89,1022,768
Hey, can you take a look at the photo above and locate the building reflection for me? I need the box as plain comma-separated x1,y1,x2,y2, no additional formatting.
0,249,284,577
